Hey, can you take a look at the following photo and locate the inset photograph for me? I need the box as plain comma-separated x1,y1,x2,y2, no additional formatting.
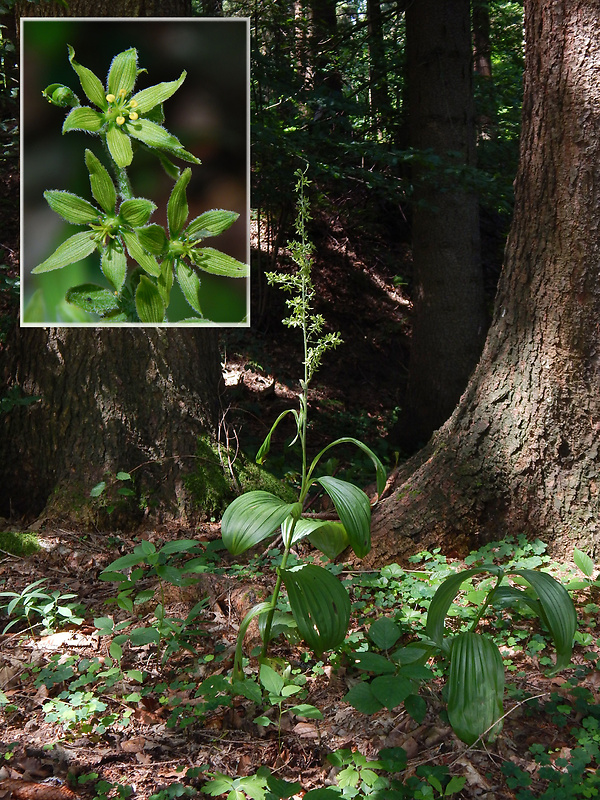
21,17,249,325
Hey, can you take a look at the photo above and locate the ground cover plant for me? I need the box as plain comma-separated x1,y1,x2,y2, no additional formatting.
0,530,597,800
24,44,248,324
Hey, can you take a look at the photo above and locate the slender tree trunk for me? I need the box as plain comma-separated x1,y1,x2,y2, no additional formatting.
396,0,486,449
366,0,391,136
368,0,600,565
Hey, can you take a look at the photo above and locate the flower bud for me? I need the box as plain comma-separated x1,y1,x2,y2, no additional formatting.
42,83,80,108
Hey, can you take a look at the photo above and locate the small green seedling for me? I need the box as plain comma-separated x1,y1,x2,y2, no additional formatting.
30,46,248,323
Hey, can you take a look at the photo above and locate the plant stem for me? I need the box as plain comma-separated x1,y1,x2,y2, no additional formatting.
468,574,504,633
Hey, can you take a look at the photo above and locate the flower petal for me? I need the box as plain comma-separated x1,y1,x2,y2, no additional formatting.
101,241,128,293
31,231,97,274
85,149,116,213
67,45,107,109
176,259,202,315
44,190,99,224
107,48,138,98
167,168,191,237
121,229,161,277
119,198,156,227
62,107,104,133
192,247,249,278
130,72,186,114
106,124,133,168
125,118,183,151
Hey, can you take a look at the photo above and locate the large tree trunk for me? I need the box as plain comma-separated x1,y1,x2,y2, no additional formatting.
397,0,486,449
1,327,221,524
368,0,600,566
14,0,191,17
1,0,222,527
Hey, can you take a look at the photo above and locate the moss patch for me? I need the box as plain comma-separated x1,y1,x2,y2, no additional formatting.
0,530,41,557
185,435,297,519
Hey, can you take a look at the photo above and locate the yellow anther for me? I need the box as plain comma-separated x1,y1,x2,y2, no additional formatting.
129,99,138,108
128,112,139,121
118,88,127,97
116,115,126,125
106,93,116,103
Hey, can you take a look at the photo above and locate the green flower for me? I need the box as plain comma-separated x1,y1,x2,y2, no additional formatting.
59,46,200,168
136,167,249,315
32,150,160,292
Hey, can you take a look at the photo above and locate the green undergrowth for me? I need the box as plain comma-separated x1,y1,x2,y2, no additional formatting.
1,533,599,799
0,530,41,557
184,434,297,520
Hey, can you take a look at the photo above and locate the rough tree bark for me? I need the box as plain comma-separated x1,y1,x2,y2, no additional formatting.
14,0,192,17
1,0,223,526
397,0,487,449
368,0,600,566
0,328,221,522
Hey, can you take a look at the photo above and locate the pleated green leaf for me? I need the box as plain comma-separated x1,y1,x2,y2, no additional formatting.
62,106,103,133
425,565,503,650
510,569,577,672
256,409,299,464
306,521,349,560
106,124,133,167
121,230,160,277
65,284,119,316
281,563,350,654
221,491,297,555
85,150,116,213
101,242,127,293
192,247,250,278
176,260,202,315
135,275,165,323
311,437,387,497
67,45,107,109
185,209,239,241
44,190,99,224
107,48,138,97
168,168,191,237
315,475,371,558
31,230,96,274
447,632,504,745
130,71,186,114
119,198,156,227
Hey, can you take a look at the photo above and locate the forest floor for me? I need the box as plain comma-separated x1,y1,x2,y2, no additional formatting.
3,183,599,799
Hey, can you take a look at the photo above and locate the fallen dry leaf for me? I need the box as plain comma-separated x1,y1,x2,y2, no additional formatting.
0,780,79,800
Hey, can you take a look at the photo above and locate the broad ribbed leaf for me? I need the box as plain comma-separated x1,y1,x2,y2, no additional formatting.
65,284,119,316
315,476,371,558
193,247,250,278
106,124,133,167
311,438,387,497
168,169,191,237
135,275,164,323
447,632,504,745
67,45,106,108
126,118,183,151
510,569,577,672
85,150,116,213
62,106,104,133
44,190,99,224
185,209,239,240
32,231,96,274
121,230,161,276
119,198,156,227
281,563,350,654
130,72,186,114
221,491,296,555
107,48,138,97
306,521,349,560
256,409,299,464
425,565,503,650
176,260,202,315
101,244,127,292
